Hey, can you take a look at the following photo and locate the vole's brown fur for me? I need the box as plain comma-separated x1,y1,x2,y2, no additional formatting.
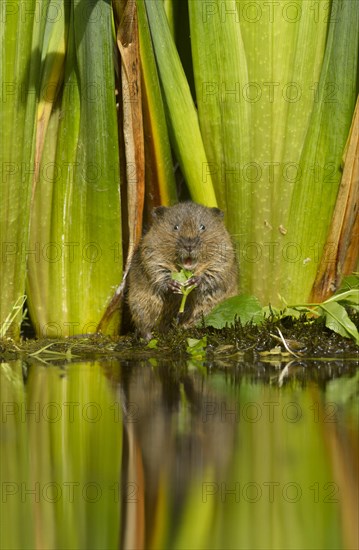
127,202,238,339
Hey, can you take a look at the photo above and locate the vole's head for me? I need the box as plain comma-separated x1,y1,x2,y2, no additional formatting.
151,202,228,271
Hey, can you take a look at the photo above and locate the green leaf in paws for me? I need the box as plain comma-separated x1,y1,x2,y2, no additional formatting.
171,268,196,313
171,268,194,284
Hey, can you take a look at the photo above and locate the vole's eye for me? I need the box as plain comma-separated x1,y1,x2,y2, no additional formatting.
173,224,179,231
199,224,206,231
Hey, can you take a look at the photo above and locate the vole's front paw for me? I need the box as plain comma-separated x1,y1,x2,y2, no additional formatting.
168,279,183,294
185,275,200,287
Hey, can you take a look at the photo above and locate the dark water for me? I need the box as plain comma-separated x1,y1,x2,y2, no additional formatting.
1,358,358,549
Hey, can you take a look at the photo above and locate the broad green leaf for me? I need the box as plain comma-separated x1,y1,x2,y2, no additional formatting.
27,1,122,337
188,0,251,235
186,0,358,305
319,301,359,344
137,0,177,207
35,0,67,175
332,275,359,311
144,0,217,206
336,273,359,293
326,288,359,306
163,0,176,36
0,1,46,338
283,0,359,303
205,294,263,329
0,296,27,339
171,268,194,284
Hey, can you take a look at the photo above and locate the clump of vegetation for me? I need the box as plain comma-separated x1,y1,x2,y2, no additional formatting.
204,276,359,344
2,302,357,364
1,0,358,341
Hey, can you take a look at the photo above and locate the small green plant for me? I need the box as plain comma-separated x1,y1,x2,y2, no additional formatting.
204,275,359,345
171,268,197,314
147,338,158,349
186,336,207,359
287,288,359,344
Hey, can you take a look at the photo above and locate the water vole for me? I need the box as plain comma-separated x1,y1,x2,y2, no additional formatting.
127,202,238,338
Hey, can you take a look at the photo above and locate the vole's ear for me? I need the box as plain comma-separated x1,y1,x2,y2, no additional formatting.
211,207,224,218
152,206,167,219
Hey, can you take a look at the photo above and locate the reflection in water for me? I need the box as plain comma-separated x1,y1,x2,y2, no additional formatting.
1,359,358,549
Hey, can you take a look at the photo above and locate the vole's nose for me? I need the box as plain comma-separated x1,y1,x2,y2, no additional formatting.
178,236,201,254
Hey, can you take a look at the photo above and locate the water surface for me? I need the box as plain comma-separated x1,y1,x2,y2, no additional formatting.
1,358,358,549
